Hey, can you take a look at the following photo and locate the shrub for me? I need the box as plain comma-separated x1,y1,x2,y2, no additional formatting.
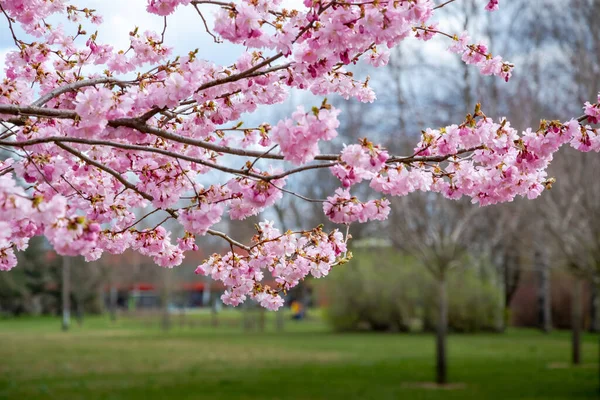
324,247,501,333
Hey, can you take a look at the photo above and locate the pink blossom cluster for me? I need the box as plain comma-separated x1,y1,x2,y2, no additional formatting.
448,32,513,82
178,203,224,235
227,174,287,219
0,0,67,33
369,166,432,197
323,188,391,224
74,88,115,135
130,227,185,268
147,0,191,16
485,0,500,11
584,95,600,124
331,140,389,187
195,221,348,310
0,167,88,269
329,106,600,213
272,104,341,164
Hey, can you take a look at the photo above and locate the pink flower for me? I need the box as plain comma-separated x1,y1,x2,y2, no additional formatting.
178,203,224,235
485,0,499,11
0,247,17,272
255,292,284,310
147,0,191,16
584,101,600,124
448,31,470,54
272,105,340,165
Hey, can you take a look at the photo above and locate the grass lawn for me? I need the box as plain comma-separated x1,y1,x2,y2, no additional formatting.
0,311,598,400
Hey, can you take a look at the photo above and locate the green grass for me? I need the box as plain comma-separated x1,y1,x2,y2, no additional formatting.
0,311,598,400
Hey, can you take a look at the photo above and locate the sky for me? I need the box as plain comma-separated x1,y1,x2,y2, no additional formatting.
0,0,242,68
85,0,241,64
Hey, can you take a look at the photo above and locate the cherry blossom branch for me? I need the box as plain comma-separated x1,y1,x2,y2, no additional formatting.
433,0,459,10
194,61,290,94
190,1,233,8
0,3,24,48
0,105,77,122
4,0,587,312
1,136,264,177
32,77,130,107
0,167,13,176
206,229,250,251
0,133,483,180
22,149,61,194
0,103,492,164
192,3,221,43
55,142,153,202
266,162,339,180
160,16,168,43
246,145,278,171
268,181,328,203
117,209,163,233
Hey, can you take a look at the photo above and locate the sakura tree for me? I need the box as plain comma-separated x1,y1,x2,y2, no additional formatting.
0,0,599,311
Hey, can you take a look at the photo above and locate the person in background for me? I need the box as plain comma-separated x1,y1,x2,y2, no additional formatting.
291,300,304,320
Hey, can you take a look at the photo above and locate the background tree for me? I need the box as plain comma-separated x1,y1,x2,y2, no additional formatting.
389,194,479,384
541,150,600,364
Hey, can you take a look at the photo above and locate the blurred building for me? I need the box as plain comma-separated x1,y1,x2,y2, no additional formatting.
510,270,593,329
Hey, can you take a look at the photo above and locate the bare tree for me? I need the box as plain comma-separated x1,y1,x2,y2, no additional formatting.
542,149,600,364
535,244,553,333
471,203,527,331
389,194,478,384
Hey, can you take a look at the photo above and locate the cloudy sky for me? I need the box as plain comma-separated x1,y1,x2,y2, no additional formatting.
0,0,244,68
87,0,241,63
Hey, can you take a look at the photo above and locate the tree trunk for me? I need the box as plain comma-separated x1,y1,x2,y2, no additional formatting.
109,285,118,322
76,294,84,327
61,257,70,331
275,309,284,332
502,306,510,331
259,308,266,333
211,293,219,328
502,253,510,330
161,268,171,332
436,277,448,385
179,306,186,328
242,303,253,332
161,307,171,331
590,282,600,333
572,278,583,365
299,282,311,319
211,300,219,327
536,248,552,333
502,248,521,332
108,264,118,322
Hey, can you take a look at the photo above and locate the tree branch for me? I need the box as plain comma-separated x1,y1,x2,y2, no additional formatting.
55,142,153,202
33,78,128,107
